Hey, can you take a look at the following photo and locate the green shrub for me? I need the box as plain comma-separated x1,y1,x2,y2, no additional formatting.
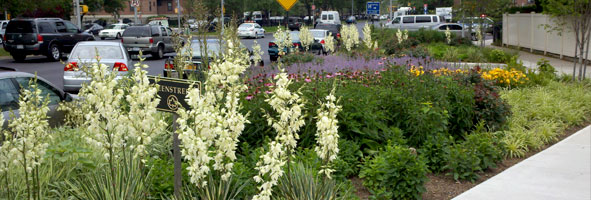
443,131,505,182
333,139,363,180
360,142,429,200
418,133,453,173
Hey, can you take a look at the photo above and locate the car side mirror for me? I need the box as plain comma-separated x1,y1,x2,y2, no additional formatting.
64,92,74,102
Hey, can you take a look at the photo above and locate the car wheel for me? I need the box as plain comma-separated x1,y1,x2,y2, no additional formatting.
48,44,62,61
152,45,164,59
100,37,105,40
11,53,26,62
116,33,121,39
270,56,277,62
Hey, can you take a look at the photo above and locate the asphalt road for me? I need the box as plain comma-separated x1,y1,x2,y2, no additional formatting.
0,22,369,90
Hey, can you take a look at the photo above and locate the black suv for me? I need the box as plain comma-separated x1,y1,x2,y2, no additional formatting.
3,18,95,62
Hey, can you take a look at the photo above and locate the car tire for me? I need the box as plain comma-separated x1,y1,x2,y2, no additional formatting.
100,37,105,40
152,45,164,59
270,56,277,62
116,33,121,39
47,44,62,61
11,53,26,62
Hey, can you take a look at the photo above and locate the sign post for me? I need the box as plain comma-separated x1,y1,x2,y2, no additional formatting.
148,76,201,200
131,0,139,24
366,2,380,24
276,0,298,29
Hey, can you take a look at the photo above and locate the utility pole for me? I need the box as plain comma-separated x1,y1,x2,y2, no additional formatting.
351,0,354,16
221,0,224,34
134,6,138,24
75,0,81,28
177,0,181,29
389,0,392,20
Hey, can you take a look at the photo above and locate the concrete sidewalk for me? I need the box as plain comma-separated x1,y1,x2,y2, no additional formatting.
483,39,591,78
453,125,591,200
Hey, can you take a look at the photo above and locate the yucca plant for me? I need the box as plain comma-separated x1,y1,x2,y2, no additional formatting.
169,173,247,200
274,163,342,200
64,154,150,200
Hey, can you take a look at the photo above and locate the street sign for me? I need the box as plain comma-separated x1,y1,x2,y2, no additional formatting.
312,4,315,10
276,0,298,11
147,76,201,113
366,2,380,15
424,4,428,14
131,0,139,7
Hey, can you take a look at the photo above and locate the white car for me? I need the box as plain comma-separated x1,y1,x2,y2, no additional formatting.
0,20,8,44
99,24,129,40
237,23,265,39
309,29,330,54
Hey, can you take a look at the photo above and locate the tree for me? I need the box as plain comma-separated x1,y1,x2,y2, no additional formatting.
544,0,591,81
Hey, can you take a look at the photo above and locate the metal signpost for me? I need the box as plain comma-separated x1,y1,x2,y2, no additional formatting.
366,2,380,24
131,0,139,24
148,75,201,200
276,0,298,29
75,0,81,28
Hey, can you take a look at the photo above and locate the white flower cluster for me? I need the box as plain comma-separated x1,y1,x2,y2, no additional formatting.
0,112,11,175
252,40,263,65
6,80,51,174
362,23,374,49
299,26,314,52
476,27,482,44
126,62,167,163
324,32,336,54
177,37,250,187
81,63,128,161
253,71,306,200
396,29,409,44
80,60,166,164
273,26,292,55
315,88,341,179
341,24,360,52
445,26,452,44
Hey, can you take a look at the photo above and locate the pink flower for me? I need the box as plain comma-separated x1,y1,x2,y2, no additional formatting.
305,77,312,82
335,72,343,76
265,82,273,87
326,74,333,78
246,95,253,100
378,62,384,65
258,79,264,83
381,57,387,60
374,71,380,75
265,90,272,94
381,68,387,72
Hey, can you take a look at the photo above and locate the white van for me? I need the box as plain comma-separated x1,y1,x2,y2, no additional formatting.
319,11,340,25
252,11,263,23
387,15,444,31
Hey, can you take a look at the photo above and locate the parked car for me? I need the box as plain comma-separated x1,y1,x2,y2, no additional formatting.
309,29,330,54
99,23,129,40
163,39,261,80
83,23,104,35
148,18,169,27
345,16,357,24
314,23,341,42
237,23,265,39
63,41,132,92
319,11,341,25
0,20,8,44
288,17,303,31
121,25,174,59
380,15,389,20
1,69,75,128
3,18,95,62
431,23,470,38
387,15,445,30
268,31,303,61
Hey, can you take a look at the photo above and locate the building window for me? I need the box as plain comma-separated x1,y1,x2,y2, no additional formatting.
167,2,172,11
149,1,152,11
129,2,133,11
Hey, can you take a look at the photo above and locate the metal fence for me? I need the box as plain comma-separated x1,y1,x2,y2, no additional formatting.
502,13,590,61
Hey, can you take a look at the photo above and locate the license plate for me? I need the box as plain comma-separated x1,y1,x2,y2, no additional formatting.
170,72,179,78
186,65,196,70
132,47,140,51
16,45,24,49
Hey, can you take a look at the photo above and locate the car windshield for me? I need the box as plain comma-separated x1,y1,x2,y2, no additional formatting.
188,42,221,57
71,45,123,59
122,26,150,37
6,21,34,33
310,30,325,38
315,24,338,32
239,24,254,28
106,25,122,29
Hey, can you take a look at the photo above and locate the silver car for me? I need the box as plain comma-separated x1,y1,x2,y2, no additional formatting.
63,41,132,92
1,69,75,129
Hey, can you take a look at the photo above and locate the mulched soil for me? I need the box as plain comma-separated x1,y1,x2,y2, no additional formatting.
350,121,591,200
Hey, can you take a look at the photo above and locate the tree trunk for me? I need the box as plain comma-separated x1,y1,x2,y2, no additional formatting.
584,31,590,79
573,38,579,81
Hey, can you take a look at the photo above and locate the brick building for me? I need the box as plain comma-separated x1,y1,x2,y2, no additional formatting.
84,0,183,23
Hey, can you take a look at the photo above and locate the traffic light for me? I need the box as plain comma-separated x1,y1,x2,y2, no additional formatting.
80,5,88,14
